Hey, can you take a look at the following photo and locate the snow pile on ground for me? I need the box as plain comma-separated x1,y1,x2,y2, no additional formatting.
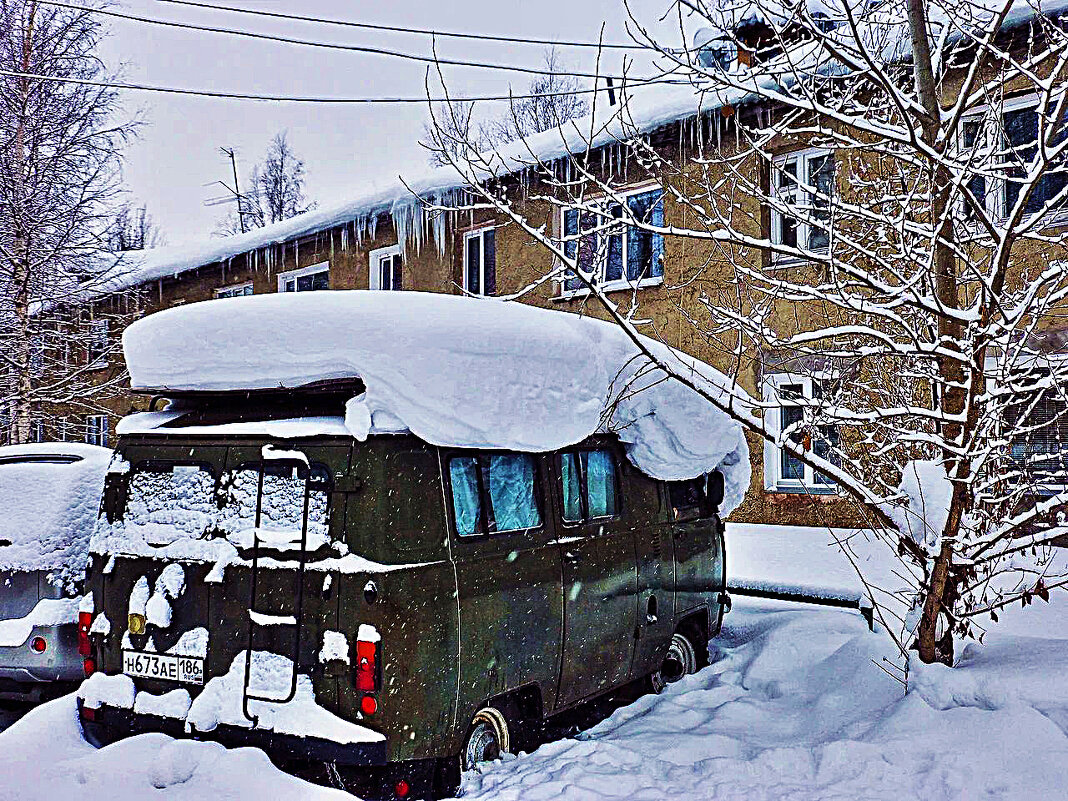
122,292,752,512
461,599,1068,801
0,443,111,586
0,695,349,801
5,595,1068,800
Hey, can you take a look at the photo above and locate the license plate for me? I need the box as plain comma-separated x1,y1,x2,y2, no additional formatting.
123,650,204,685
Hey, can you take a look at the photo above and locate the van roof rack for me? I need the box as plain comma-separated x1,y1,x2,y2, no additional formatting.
134,376,366,401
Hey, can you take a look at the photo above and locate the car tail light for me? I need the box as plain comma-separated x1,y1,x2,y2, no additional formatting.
394,780,410,798
79,704,96,722
78,611,92,656
30,637,46,653
83,657,96,677
360,694,378,716
355,638,379,693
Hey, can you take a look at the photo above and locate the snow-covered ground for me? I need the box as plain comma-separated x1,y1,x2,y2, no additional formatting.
1,527,1066,801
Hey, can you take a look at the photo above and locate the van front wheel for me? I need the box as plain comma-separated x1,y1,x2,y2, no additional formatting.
462,707,511,771
650,632,698,693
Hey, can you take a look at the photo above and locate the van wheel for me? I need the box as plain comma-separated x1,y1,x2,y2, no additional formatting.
650,632,698,694
462,707,511,771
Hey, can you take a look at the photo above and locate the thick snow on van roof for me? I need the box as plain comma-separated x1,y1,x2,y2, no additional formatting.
123,292,753,515
0,443,112,583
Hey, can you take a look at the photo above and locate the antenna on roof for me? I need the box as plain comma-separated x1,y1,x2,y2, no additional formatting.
605,76,617,106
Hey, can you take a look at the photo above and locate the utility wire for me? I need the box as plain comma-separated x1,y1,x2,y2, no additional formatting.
154,0,646,51
39,0,664,83
0,67,666,104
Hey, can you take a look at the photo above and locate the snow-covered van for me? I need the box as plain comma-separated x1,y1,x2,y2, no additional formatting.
78,292,750,799
0,443,111,702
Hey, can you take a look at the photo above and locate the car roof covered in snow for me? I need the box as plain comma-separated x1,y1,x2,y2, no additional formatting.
122,291,753,515
0,443,112,580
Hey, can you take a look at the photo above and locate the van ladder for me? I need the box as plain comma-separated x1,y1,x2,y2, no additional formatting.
241,457,313,725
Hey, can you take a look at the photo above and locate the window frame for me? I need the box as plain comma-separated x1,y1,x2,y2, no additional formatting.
762,373,838,494
87,318,109,369
368,245,403,291
445,451,545,539
214,281,253,299
462,226,497,296
277,262,330,293
770,147,836,261
85,414,109,447
961,93,1068,223
556,446,623,525
557,184,666,299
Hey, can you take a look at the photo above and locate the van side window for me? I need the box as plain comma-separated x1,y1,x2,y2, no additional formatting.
448,453,542,537
560,449,619,522
667,471,723,520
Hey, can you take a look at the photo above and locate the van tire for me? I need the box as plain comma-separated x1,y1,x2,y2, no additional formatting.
461,706,511,771
649,631,698,694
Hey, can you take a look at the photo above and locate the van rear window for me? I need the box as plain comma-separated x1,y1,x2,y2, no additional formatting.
218,462,331,549
448,453,542,537
560,449,619,522
125,462,217,545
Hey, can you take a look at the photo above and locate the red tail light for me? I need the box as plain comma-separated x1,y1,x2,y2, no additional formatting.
355,639,379,693
83,657,96,677
77,611,92,656
30,637,46,653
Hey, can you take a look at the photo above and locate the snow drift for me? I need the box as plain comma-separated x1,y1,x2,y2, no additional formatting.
122,292,752,515
0,443,112,585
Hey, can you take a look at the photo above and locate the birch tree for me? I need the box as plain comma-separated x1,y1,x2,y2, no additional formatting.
216,132,315,235
430,0,1068,665
0,0,137,445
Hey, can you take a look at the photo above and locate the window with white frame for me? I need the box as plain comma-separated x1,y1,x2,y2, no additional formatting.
278,262,329,293
87,318,109,368
561,187,665,293
368,245,402,291
214,281,253,299
85,414,108,447
31,421,45,443
463,227,496,296
763,373,839,492
962,96,1068,220
770,149,836,256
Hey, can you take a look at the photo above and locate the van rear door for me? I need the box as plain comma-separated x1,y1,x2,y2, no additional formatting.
553,445,637,709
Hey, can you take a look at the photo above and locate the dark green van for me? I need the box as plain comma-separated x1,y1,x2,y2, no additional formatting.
78,381,730,799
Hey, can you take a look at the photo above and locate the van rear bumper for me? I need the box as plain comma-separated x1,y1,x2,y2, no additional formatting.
78,700,389,766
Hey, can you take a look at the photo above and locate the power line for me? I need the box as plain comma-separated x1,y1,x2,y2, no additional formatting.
154,0,646,51
0,67,666,104
39,0,657,83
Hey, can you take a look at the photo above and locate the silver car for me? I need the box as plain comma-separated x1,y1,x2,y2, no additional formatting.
0,443,111,702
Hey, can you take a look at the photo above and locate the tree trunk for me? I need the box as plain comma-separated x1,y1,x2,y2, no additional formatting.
906,0,967,664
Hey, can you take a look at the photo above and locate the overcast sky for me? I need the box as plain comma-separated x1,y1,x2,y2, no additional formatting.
97,1,683,247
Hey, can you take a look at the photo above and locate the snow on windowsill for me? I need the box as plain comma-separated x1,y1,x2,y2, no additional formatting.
767,483,839,496
553,275,664,302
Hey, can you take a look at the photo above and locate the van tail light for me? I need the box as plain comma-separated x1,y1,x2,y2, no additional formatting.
355,638,379,693
83,657,96,677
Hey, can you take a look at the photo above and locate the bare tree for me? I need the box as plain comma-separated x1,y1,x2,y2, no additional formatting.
0,0,139,445
216,131,315,235
422,48,591,166
431,0,1068,666
108,202,164,251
